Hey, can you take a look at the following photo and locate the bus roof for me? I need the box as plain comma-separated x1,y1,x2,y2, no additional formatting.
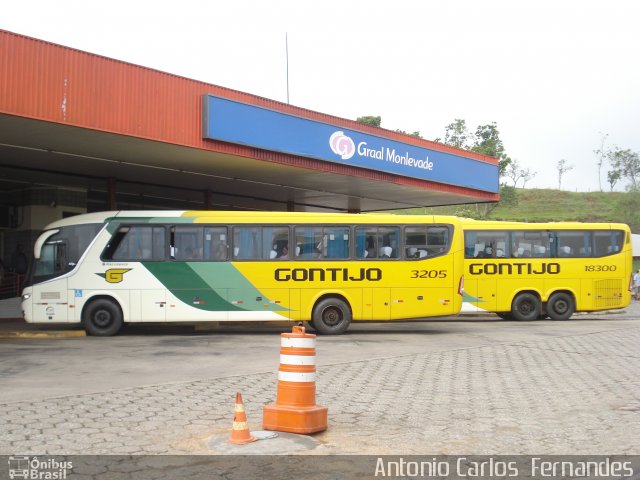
41,210,462,230
458,217,630,231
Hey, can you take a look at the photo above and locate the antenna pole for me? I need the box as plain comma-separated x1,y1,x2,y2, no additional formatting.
286,32,290,104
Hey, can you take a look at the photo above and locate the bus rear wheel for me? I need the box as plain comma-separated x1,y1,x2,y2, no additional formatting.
511,293,541,321
546,292,575,320
312,298,351,335
83,298,123,336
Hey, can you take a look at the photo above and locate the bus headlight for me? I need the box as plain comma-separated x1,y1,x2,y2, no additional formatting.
22,293,31,301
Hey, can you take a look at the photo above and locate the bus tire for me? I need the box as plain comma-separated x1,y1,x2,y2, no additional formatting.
83,298,123,336
511,293,541,321
311,298,351,335
546,292,575,320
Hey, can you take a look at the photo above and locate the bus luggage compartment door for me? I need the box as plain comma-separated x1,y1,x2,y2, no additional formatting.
391,287,454,318
467,278,497,313
131,289,166,322
372,288,390,320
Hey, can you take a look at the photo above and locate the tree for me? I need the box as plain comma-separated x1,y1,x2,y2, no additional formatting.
520,170,536,188
498,184,518,208
437,119,512,177
607,169,622,192
356,115,382,128
608,147,640,190
395,129,423,138
440,119,471,149
458,184,519,219
556,159,574,190
470,122,512,178
436,119,517,217
470,123,504,157
593,132,608,192
504,159,536,188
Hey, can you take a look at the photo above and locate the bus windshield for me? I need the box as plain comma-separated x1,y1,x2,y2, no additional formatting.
29,223,104,284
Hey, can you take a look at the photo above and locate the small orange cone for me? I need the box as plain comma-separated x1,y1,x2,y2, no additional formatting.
228,392,257,445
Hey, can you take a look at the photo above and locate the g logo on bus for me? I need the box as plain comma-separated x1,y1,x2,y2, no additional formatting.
97,268,132,283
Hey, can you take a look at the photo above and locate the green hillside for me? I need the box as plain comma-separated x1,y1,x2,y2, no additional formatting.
395,188,627,224
486,189,623,222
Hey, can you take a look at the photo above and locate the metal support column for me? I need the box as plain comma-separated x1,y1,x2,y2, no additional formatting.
204,189,213,210
107,178,117,210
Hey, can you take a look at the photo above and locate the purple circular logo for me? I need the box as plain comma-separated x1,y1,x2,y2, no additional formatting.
329,131,355,160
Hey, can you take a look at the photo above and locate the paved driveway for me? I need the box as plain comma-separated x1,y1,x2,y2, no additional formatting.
1,307,639,455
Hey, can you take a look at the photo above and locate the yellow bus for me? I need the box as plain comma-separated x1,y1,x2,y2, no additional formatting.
461,219,633,320
22,210,466,335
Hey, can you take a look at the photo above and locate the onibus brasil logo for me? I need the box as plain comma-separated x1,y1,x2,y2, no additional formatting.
8,456,73,479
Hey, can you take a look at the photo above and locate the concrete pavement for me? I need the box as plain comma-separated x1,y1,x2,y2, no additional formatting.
1,305,639,455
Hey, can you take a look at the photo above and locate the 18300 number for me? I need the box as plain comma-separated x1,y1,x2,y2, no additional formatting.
584,265,617,272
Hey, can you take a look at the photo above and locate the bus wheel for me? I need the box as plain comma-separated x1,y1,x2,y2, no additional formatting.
511,293,541,321
83,299,123,336
312,298,351,335
546,292,574,320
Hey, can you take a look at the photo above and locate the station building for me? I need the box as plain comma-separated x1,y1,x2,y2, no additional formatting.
0,29,499,293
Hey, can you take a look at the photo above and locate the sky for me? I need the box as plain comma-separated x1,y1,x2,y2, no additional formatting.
2,0,640,192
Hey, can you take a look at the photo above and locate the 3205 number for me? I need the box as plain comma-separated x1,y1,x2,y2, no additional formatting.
410,270,447,279
584,265,617,272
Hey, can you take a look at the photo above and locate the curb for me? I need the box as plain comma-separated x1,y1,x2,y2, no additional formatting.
0,330,86,339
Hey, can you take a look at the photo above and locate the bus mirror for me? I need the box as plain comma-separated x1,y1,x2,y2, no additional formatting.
33,229,60,259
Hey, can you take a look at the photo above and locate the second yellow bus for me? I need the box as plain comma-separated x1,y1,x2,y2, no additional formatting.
461,219,632,320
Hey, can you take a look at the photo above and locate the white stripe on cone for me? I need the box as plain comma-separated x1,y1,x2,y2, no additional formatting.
281,337,315,348
279,354,316,366
278,371,316,382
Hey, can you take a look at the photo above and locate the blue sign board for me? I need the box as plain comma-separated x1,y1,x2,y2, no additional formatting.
202,95,498,193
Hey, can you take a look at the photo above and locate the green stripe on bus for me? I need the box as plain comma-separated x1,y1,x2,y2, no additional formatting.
143,262,245,312
142,262,288,312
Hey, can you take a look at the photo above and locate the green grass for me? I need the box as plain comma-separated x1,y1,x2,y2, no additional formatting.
489,189,623,222
394,188,626,224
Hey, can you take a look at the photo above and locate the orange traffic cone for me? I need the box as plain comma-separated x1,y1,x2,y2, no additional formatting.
263,325,328,434
228,392,257,444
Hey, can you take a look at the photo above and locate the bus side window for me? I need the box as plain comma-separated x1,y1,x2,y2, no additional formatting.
532,245,547,257
107,225,166,262
294,226,327,260
593,230,624,257
174,226,204,261
404,226,427,260
379,227,399,259
555,231,589,258
465,230,504,259
205,228,227,261
266,226,289,259
233,226,261,260
324,227,349,259
355,227,377,259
